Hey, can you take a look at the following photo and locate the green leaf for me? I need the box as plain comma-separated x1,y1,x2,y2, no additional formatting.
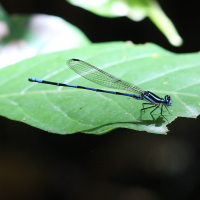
0,13,91,68
67,0,182,46
1,42,200,135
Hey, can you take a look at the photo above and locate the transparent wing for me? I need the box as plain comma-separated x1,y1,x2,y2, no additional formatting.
67,59,144,94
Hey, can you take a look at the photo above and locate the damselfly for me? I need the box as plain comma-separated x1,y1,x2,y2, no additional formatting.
28,59,172,122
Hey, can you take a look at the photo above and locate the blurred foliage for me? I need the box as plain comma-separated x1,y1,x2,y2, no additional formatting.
0,3,90,68
67,0,183,46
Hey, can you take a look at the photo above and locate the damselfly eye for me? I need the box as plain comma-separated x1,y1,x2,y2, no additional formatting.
165,95,170,102
164,95,172,106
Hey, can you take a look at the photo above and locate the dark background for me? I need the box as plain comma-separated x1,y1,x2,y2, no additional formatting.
1,0,200,200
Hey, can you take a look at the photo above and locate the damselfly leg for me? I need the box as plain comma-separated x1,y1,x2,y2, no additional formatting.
140,103,170,122
140,103,157,121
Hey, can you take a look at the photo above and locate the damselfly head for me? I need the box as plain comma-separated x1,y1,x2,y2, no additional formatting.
164,95,172,106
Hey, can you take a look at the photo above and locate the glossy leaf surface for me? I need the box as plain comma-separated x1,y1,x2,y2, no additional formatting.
0,42,200,134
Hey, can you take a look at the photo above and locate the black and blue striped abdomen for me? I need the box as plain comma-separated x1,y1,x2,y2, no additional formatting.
66,84,141,99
